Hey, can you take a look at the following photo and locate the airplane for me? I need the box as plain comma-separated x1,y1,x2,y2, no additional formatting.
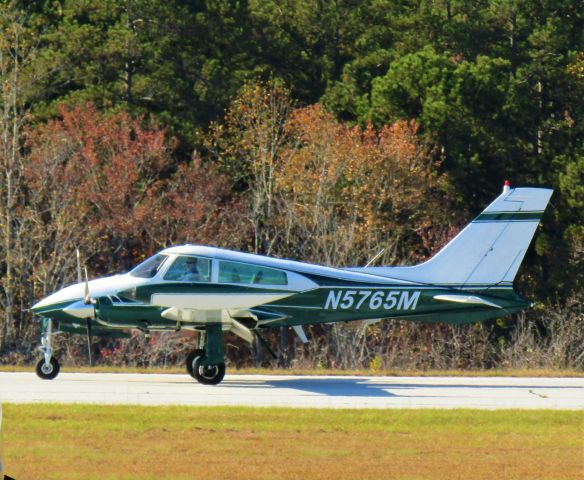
31,183,553,385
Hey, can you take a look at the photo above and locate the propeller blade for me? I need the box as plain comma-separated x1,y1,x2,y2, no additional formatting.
76,248,82,284
84,266,91,304
86,318,93,366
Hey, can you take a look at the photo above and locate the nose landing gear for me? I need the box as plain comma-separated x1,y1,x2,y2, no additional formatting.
35,356,60,380
36,318,61,380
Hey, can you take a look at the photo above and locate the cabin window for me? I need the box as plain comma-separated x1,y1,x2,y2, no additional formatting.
130,254,168,278
163,255,212,282
218,260,287,285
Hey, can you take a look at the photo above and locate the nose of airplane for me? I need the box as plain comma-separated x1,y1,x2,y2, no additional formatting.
31,273,150,313
31,282,86,312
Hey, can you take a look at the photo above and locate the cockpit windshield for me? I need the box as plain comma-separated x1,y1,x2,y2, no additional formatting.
130,254,168,278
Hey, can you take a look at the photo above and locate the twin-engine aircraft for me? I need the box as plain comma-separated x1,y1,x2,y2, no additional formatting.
31,184,553,384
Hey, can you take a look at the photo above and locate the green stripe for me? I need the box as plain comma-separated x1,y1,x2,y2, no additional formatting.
474,211,543,222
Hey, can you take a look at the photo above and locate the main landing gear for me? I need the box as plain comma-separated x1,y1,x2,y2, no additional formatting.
36,318,61,380
186,324,226,385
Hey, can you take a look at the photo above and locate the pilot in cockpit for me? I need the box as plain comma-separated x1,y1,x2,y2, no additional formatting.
181,258,201,281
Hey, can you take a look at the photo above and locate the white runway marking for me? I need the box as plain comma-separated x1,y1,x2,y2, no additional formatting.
0,372,582,409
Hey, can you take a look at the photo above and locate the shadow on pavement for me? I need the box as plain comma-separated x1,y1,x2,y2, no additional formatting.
219,377,584,398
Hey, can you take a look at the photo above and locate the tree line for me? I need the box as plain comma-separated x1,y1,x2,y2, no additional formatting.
0,1,582,369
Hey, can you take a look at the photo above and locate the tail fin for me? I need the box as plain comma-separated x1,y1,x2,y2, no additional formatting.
363,185,553,288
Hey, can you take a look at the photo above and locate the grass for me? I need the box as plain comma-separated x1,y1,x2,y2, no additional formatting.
2,404,583,479
1,363,583,377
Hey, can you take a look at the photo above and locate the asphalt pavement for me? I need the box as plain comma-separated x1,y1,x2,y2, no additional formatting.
1,372,583,409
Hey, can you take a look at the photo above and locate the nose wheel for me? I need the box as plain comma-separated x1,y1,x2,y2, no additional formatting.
36,317,61,380
35,356,60,380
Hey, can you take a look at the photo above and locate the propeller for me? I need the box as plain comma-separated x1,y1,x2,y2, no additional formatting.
76,248,82,284
83,266,91,305
78,249,93,366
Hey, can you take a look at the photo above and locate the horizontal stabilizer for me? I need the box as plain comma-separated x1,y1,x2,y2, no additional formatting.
433,294,502,309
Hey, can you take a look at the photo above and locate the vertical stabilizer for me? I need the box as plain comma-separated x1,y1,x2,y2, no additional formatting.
357,185,553,287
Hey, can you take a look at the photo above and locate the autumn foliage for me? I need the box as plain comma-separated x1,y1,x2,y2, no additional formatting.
1,82,580,372
24,105,170,275
277,105,451,266
207,83,452,266
19,106,227,295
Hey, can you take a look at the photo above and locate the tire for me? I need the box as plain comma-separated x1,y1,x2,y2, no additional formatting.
192,356,226,385
186,349,205,378
35,357,60,380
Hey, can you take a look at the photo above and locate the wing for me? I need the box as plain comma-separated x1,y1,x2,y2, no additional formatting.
141,287,294,344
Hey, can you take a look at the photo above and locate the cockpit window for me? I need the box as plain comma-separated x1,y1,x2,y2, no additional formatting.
163,256,212,282
130,254,168,278
218,260,287,285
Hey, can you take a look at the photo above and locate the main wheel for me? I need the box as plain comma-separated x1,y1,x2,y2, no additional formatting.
186,349,205,378
192,355,225,385
35,356,60,380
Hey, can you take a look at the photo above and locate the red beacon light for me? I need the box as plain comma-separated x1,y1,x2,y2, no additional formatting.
503,180,511,194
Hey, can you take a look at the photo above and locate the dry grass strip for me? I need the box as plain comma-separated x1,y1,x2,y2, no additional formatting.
2,404,583,479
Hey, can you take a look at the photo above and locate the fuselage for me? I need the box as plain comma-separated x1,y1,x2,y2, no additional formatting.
31,245,529,336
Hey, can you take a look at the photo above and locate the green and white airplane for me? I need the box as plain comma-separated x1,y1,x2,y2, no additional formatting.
31,183,553,384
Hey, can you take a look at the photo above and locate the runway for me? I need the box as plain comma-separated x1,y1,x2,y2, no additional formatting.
0,372,582,409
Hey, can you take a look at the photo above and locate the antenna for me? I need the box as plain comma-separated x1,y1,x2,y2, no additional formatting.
365,248,386,268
